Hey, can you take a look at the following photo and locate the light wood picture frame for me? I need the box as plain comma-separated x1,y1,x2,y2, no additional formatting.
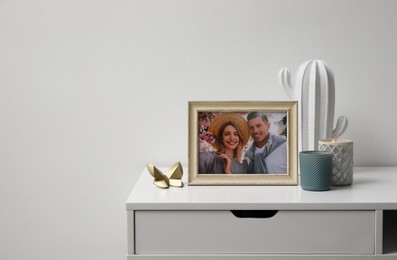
188,101,298,185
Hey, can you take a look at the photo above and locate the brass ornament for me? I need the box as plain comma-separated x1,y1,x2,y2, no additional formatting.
147,162,184,189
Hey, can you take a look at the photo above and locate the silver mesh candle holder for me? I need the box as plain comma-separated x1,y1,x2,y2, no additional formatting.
318,139,353,186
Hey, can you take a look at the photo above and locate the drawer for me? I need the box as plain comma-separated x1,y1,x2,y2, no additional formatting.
135,210,375,254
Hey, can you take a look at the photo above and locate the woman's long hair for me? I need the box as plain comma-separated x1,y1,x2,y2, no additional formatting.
215,122,244,162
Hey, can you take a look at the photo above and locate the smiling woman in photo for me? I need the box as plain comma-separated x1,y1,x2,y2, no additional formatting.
199,113,249,174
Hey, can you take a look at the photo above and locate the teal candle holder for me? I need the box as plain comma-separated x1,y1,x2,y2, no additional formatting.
299,151,333,191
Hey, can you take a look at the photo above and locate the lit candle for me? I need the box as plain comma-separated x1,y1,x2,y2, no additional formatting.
318,139,354,186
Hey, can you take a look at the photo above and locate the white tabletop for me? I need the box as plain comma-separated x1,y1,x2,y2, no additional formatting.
126,167,397,210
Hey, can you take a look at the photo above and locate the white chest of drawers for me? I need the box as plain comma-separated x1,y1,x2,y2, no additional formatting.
126,167,397,259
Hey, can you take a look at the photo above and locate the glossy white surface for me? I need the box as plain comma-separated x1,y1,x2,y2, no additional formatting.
127,167,397,259
126,167,397,210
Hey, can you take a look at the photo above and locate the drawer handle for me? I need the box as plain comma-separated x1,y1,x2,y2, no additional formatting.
230,210,278,218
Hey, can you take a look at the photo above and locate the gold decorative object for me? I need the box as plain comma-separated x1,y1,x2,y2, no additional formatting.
147,162,184,189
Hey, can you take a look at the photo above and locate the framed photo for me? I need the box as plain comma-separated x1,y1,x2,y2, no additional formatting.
188,101,298,185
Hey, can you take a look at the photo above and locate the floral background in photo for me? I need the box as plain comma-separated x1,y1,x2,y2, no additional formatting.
198,112,287,152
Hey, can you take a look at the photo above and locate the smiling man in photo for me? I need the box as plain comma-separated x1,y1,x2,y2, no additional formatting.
244,112,287,174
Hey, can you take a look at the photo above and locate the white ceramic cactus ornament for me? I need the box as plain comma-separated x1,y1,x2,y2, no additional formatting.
279,59,348,151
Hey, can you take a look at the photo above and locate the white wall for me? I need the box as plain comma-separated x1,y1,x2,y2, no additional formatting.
1,0,396,259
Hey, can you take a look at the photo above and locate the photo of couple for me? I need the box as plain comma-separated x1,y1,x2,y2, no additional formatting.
198,111,288,175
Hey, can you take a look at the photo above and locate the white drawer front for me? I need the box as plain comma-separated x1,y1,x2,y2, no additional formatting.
135,210,375,254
